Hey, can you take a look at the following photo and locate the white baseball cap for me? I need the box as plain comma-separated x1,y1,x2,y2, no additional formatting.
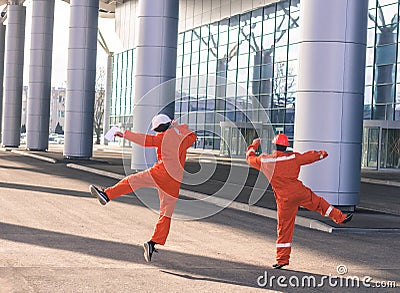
151,114,172,130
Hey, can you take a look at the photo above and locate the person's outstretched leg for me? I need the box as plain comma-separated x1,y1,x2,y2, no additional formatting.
300,189,347,224
275,202,298,269
105,170,156,199
90,170,156,204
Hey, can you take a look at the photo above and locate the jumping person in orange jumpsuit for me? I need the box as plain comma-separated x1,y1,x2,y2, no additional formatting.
246,134,353,269
90,114,196,262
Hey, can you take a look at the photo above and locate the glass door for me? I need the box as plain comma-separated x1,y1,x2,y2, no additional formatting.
362,127,379,168
381,129,400,168
220,126,230,156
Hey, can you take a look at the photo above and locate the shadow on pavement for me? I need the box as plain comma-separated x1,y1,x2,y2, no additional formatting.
0,165,40,172
0,181,144,211
0,153,121,184
0,182,92,199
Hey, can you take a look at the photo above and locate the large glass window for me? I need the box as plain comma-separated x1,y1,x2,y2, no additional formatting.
111,0,399,165
366,0,399,121
172,0,300,151
110,49,135,132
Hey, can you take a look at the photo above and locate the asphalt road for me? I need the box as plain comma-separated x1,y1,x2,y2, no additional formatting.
0,151,398,292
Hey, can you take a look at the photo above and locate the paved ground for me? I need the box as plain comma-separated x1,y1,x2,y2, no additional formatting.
0,148,399,292
361,168,400,183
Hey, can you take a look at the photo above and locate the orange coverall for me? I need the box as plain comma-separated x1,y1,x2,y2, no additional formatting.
104,124,197,245
246,140,347,265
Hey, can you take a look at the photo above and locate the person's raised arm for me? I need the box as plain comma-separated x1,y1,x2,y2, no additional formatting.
246,138,262,170
173,121,197,148
296,150,328,166
114,130,161,147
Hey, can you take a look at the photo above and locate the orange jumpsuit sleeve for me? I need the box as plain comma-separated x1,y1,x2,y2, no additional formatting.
176,124,197,149
246,141,262,170
123,130,162,147
296,150,325,166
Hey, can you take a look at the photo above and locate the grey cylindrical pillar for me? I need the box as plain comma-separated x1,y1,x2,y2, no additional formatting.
131,0,179,170
64,0,99,158
1,4,25,147
26,0,55,151
102,53,112,145
294,0,368,207
0,24,6,138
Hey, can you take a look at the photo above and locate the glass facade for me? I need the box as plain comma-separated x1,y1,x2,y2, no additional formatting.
110,48,135,130
175,1,300,151
111,0,400,167
365,0,400,120
362,0,400,169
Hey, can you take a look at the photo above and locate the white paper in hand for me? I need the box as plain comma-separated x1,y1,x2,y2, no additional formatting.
104,126,121,141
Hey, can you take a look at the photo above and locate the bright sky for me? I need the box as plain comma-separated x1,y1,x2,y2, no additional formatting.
19,0,122,87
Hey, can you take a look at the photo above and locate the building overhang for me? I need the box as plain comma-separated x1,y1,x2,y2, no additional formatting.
62,0,120,18
0,1,119,18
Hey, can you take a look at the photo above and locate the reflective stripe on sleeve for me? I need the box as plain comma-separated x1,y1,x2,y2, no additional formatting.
246,149,256,156
261,154,296,163
276,242,291,248
325,206,333,217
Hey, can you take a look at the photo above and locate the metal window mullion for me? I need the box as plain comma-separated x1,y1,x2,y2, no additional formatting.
124,51,128,117
271,2,278,112
256,8,266,122
178,32,185,119
117,54,122,119
393,2,400,121
212,22,222,150
126,49,131,116
118,53,122,118
119,53,124,119
122,52,126,118
187,31,194,126
283,1,292,132
204,25,212,149
378,126,382,170
194,29,202,139
178,34,184,120
111,54,116,118
233,18,241,123
131,48,135,116
371,1,378,119
242,18,250,125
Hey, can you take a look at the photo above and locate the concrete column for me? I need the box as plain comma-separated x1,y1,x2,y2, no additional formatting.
1,4,25,147
102,53,112,145
0,23,6,138
64,0,99,158
294,0,368,207
26,0,55,150
131,0,179,170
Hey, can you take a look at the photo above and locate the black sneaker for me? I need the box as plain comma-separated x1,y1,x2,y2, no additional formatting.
89,185,109,205
272,263,288,269
341,213,353,224
143,241,157,262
